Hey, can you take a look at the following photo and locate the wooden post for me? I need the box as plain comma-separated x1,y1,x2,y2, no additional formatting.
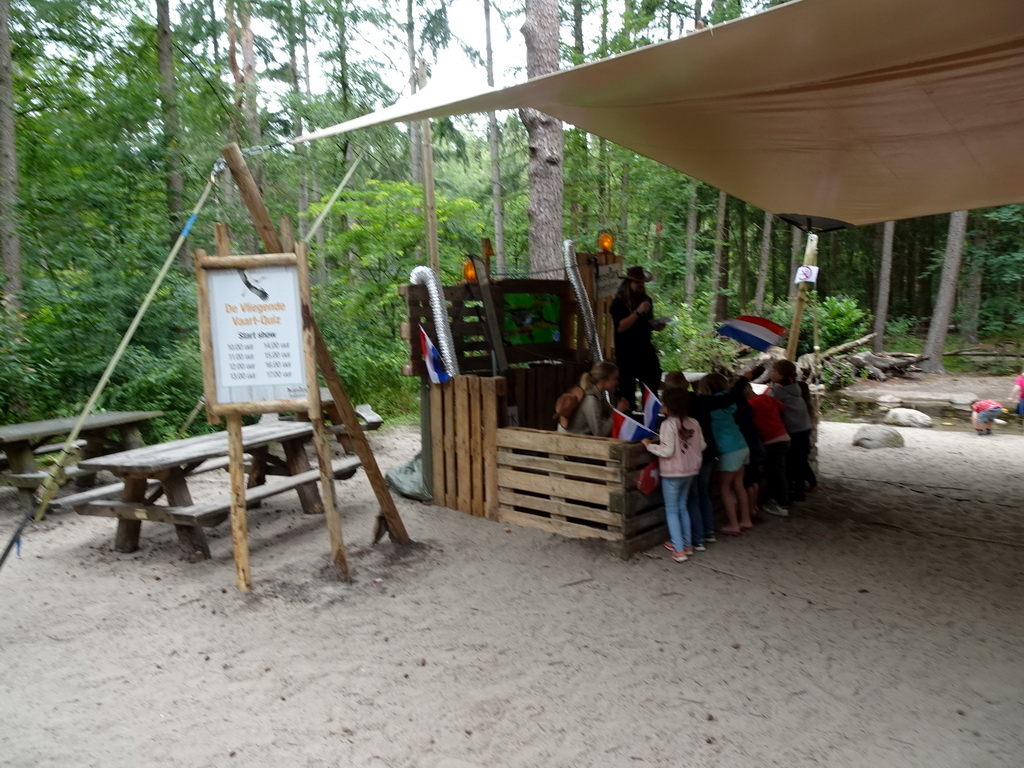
470,255,508,375
313,322,411,544
786,233,819,362
418,60,440,273
226,413,252,592
311,417,350,580
220,143,284,254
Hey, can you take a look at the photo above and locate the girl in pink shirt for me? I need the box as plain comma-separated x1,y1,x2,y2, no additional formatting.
643,388,705,562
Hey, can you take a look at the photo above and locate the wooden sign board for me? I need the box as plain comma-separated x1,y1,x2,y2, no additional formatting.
195,249,318,418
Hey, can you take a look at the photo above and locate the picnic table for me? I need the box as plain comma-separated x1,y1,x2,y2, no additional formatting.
59,421,361,562
0,411,163,509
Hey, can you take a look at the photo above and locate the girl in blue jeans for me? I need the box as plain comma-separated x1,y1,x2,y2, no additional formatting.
643,388,705,562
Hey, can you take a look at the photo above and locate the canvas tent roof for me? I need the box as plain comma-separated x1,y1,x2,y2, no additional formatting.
293,0,1024,228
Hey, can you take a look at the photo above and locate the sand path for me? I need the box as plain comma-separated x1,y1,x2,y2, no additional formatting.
1,422,1021,767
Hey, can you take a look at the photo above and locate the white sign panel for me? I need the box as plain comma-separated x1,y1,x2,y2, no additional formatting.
596,263,624,299
207,265,307,404
794,264,820,284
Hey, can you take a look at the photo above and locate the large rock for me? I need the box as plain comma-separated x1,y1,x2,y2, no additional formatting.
883,408,934,428
853,425,905,449
949,393,979,409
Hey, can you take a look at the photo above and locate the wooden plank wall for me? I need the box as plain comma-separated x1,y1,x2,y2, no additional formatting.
503,361,590,431
429,376,507,519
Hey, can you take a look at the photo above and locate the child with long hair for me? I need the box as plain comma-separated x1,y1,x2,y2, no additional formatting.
643,387,705,562
697,372,753,535
555,361,629,436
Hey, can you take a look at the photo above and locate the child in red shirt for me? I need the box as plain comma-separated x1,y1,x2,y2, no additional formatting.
747,387,792,516
971,399,1003,435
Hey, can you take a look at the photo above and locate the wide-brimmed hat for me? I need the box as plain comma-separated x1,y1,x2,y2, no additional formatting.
620,266,653,283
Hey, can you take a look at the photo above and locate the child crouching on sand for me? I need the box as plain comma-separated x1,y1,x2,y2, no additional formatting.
643,387,705,562
971,399,1003,435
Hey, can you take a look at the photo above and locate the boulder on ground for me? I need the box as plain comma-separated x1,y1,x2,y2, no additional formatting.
877,393,903,407
949,393,979,409
883,408,934,428
853,425,905,449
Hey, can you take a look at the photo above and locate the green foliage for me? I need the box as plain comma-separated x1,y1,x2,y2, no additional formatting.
653,291,738,373
767,293,870,357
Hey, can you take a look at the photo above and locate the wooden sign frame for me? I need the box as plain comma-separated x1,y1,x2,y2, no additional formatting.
195,246,319,419
194,242,328,592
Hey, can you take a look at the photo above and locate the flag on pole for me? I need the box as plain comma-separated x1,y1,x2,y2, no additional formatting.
716,315,787,352
612,409,656,441
642,384,662,432
419,325,452,384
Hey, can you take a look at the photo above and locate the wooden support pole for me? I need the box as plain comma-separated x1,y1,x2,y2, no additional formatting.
786,233,819,362
313,322,411,545
311,417,350,580
418,61,440,273
220,143,284,254
226,413,252,592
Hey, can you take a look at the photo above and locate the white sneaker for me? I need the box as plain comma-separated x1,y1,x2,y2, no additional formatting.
766,501,790,517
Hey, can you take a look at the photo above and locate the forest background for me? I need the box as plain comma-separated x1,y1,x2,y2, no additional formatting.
1,0,1022,437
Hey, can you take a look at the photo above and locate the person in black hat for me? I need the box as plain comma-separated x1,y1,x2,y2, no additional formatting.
609,266,666,412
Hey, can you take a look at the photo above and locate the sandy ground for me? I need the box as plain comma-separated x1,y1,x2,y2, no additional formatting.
1,420,1022,768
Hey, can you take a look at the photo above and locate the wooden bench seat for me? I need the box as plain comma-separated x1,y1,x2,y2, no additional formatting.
0,439,88,471
50,479,162,510
75,457,362,528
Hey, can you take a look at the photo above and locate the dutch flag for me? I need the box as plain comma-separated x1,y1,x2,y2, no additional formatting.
717,315,788,352
642,384,662,432
612,409,656,442
420,326,452,384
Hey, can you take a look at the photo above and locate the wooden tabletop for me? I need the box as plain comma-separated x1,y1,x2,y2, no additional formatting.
78,422,314,474
0,411,164,447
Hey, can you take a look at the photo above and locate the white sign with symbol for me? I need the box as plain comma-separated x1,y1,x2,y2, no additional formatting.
207,265,307,404
794,265,820,284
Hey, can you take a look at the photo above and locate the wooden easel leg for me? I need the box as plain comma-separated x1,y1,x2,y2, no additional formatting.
310,417,351,581
312,322,411,545
226,414,252,592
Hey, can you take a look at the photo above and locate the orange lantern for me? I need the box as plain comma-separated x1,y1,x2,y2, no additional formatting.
463,259,478,284
598,232,614,252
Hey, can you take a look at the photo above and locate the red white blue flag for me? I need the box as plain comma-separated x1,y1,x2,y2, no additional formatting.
613,409,656,441
420,325,452,384
642,384,662,432
717,315,787,352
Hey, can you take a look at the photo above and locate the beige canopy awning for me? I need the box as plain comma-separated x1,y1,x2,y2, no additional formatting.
293,0,1024,227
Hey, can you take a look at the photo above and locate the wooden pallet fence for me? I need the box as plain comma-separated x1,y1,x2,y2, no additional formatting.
429,375,507,519
495,427,666,558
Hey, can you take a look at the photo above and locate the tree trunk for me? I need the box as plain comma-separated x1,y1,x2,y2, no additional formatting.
406,0,422,186
960,227,986,345
753,210,772,312
156,0,185,257
717,209,730,321
519,0,564,278
484,0,506,276
226,1,260,179
709,189,727,320
787,225,801,300
737,202,747,310
920,210,969,373
872,220,895,353
0,0,21,312
684,180,697,299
